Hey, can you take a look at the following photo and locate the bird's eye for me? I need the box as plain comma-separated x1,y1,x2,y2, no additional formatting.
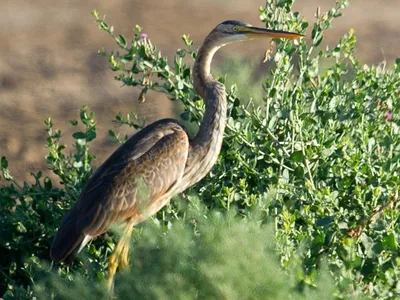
233,27,238,32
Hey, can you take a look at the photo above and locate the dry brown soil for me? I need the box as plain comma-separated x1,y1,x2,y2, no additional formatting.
0,0,399,181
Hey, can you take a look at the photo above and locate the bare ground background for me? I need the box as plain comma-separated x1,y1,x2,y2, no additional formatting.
0,0,399,181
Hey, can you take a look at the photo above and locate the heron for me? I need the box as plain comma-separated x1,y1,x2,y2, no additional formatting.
50,20,302,290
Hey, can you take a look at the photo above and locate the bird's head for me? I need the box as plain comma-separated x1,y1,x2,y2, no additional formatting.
193,20,303,97
208,20,303,45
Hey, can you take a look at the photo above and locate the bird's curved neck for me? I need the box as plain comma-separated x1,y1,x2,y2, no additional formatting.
192,38,224,98
180,37,228,190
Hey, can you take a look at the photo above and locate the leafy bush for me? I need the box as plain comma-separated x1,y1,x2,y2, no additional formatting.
0,108,107,299
1,0,400,298
37,202,340,300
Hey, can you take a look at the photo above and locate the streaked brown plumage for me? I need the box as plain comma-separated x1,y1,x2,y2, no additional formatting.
50,20,302,290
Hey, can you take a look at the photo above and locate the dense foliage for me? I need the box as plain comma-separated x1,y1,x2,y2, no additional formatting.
1,0,399,298
36,204,339,299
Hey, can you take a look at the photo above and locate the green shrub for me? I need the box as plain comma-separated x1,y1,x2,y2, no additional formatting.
1,0,399,298
37,202,341,300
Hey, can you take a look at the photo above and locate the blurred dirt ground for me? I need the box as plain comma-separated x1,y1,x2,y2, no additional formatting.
0,0,399,181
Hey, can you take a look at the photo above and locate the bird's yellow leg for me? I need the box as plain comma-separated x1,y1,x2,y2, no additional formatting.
106,218,135,292
120,240,131,269
120,224,134,268
107,245,120,292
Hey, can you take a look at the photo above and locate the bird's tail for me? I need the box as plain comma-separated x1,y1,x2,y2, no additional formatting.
50,205,87,264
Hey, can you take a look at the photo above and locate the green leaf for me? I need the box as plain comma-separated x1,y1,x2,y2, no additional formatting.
383,233,397,251
73,161,83,168
72,132,86,140
108,129,117,138
316,216,334,226
44,177,53,191
116,34,127,48
16,222,27,233
321,146,335,159
91,9,100,20
290,151,303,162
1,156,8,169
177,80,184,90
86,128,97,142
180,111,190,121
99,21,109,31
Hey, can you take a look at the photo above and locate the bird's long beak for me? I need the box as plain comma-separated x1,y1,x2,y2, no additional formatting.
244,26,303,40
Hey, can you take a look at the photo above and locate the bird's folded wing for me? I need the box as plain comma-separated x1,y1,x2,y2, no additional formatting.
72,119,189,236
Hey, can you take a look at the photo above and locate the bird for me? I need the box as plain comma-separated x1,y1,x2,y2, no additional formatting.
50,20,302,290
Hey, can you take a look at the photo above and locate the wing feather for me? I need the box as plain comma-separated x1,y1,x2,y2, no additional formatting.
63,119,188,238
